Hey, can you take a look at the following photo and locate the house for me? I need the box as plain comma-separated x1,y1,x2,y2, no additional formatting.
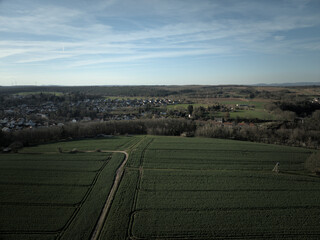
0,118,8,125
223,122,235,128
2,127,10,133
4,109,15,115
36,114,48,119
2,147,11,153
17,118,25,126
215,117,223,123
236,104,250,110
236,104,249,107
8,120,16,128
25,120,36,128
82,117,92,122
237,122,247,127
312,97,320,104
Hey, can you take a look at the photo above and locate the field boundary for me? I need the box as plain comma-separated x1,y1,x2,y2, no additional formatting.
57,155,112,239
90,150,129,240
90,137,147,239
127,138,154,239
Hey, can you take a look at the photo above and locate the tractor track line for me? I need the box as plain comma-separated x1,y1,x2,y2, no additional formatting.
90,150,129,240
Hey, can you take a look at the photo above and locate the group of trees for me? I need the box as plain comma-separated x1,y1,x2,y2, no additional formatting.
195,122,320,149
195,108,320,149
1,119,196,148
1,86,320,153
276,100,320,117
165,104,229,121
305,152,320,174
1,113,320,150
265,100,320,121
0,86,174,98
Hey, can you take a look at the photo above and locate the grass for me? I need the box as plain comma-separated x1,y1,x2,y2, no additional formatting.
99,169,139,240
166,103,209,110
0,136,134,240
126,137,154,168
21,136,134,153
215,99,268,108
166,99,277,120
14,91,63,96
0,158,104,171
105,96,145,100
0,168,97,185
229,108,276,120
60,153,125,240
0,205,75,232
99,136,152,239
140,169,320,191
101,135,320,240
1,135,319,239
144,148,308,170
0,234,56,240
212,99,277,120
0,185,87,205
132,209,320,239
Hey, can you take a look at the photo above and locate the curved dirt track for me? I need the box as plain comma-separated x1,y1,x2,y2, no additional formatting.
90,150,129,240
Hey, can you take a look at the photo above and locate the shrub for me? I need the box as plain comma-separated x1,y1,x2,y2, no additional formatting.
305,152,320,174
8,141,24,153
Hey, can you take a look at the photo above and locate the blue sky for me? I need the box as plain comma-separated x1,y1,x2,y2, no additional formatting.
0,0,320,86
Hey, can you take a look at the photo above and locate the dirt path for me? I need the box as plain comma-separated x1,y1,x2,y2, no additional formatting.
90,150,129,240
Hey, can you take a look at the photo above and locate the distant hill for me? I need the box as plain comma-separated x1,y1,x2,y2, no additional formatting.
254,82,320,87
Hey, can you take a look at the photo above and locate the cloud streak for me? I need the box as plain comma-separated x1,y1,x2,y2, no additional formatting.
0,0,320,85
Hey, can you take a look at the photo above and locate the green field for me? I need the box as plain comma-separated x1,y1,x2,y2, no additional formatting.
1,135,319,240
101,136,320,240
20,136,140,153
0,136,136,240
167,103,210,110
105,96,145,100
167,99,276,120
229,109,276,120
215,99,277,120
14,92,63,96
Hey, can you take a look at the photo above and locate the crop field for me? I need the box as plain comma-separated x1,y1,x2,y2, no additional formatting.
1,135,319,239
21,136,141,153
0,136,136,240
101,136,320,240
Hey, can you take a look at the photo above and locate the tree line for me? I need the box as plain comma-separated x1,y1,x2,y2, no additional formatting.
1,116,319,151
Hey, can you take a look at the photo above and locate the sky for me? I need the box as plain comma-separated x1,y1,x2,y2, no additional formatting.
0,0,320,86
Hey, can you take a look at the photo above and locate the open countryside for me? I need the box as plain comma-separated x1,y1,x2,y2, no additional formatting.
1,135,319,239
1,0,320,239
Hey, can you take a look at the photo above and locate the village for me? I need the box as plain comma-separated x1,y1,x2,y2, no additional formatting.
0,95,182,132
4,92,319,134
0,92,261,133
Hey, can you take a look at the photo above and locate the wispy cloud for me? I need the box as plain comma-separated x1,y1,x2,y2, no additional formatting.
1,0,320,73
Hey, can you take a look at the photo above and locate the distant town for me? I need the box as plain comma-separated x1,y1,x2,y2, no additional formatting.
1,94,183,132
0,92,267,133
1,85,319,150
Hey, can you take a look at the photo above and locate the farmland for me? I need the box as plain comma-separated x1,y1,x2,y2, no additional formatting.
168,98,276,120
1,135,320,239
0,136,137,240
101,136,320,240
